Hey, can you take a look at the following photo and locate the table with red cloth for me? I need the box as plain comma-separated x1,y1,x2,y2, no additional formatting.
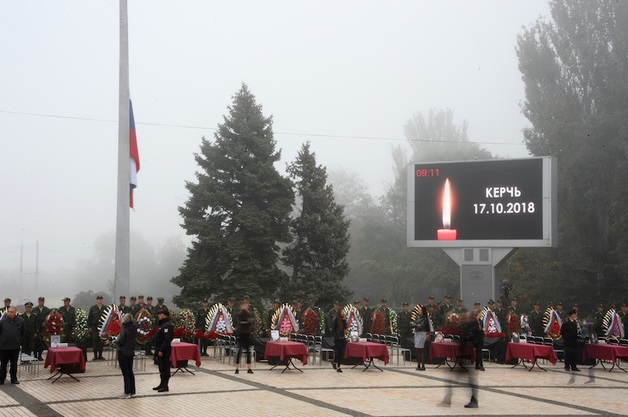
583,343,628,372
505,342,557,371
345,342,389,371
44,347,86,383
170,342,202,376
430,342,476,371
264,341,309,372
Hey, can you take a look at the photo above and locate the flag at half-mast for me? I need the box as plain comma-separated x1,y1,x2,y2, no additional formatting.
129,99,140,208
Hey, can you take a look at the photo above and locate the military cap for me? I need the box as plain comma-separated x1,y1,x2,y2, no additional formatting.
157,297,164,302
147,296,153,300
567,309,577,315
24,301,33,307
534,301,540,305
457,299,463,302
428,295,435,300
556,301,563,306
487,299,495,304
119,295,126,300
354,300,360,304
511,297,518,301
63,297,71,302
363,297,369,301
444,295,451,299
402,302,409,306
3,298,11,302
96,295,103,299
381,298,387,303
130,296,137,301
597,303,604,308
228,297,236,302
473,301,481,306
272,300,279,305
138,295,144,299
38,296,45,301
497,298,504,303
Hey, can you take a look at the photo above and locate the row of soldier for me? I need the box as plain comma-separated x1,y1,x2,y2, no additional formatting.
1,294,171,362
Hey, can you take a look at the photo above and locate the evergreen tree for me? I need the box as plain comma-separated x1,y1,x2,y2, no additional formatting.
281,142,351,308
172,84,294,307
512,0,628,307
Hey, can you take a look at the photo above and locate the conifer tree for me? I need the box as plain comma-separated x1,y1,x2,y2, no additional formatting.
281,142,351,307
172,85,294,307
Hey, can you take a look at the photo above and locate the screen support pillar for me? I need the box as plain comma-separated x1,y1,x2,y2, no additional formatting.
442,248,515,305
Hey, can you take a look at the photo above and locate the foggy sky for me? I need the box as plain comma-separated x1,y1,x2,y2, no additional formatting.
0,0,549,301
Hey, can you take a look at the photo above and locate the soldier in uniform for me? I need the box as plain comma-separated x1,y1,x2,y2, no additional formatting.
155,297,169,316
58,297,76,343
196,299,210,356
129,296,137,314
528,301,544,336
454,299,468,315
507,297,519,315
133,295,147,316
33,296,50,361
494,298,507,331
118,296,132,315
19,302,38,357
359,298,371,336
87,295,105,360
153,310,173,392
1,298,11,314
593,304,605,337
621,303,628,334
555,302,565,321
397,302,411,342
378,299,392,335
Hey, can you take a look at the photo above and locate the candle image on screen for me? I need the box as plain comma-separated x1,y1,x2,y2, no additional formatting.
437,178,457,240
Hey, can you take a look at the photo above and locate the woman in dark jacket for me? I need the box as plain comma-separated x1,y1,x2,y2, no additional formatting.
331,309,346,372
116,313,137,398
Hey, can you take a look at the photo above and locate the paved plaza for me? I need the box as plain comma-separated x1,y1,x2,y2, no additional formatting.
0,350,626,417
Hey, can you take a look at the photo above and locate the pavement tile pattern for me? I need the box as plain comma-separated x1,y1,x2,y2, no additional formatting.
1,349,626,417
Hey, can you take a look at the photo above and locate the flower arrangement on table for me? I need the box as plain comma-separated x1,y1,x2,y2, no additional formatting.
72,308,89,344
99,305,121,341
135,308,156,346
342,304,363,338
204,303,234,340
441,310,463,335
44,310,65,346
299,307,320,336
543,307,562,339
479,307,505,339
271,304,299,337
173,309,196,341
603,308,625,339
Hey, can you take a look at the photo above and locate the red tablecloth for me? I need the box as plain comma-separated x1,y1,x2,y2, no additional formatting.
430,342,476,364
264,341,309,365
170,342,202,367
583,343,628,363
345,342,390,365
44,347,86,374
506,342,557,365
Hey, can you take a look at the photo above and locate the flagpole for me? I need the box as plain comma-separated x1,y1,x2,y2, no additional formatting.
114,0,130,301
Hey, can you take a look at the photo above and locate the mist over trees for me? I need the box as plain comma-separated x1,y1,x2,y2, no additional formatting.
502,0,628,313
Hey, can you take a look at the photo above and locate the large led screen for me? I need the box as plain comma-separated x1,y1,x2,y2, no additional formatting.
407,157,556,247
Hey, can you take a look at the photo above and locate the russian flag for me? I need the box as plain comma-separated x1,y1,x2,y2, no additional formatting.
129,100,140,208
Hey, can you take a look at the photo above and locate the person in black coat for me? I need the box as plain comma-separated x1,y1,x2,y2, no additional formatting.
470,309,485,371
331,309,347,372
116,313,137,398
560,309,580,371
0,306,25,384
234,299,254,374
153,310,173,392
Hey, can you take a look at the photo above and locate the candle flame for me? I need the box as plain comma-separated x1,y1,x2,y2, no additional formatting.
442,178,452,229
